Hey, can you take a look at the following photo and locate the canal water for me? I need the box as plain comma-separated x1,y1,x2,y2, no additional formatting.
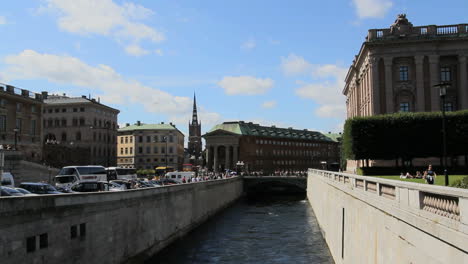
148,195,333,264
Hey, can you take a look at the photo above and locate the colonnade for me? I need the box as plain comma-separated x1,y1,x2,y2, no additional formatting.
206,144,239,172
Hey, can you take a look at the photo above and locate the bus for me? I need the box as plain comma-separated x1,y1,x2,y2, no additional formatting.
155,166,174,176
106,167,137,181
54,165,107,190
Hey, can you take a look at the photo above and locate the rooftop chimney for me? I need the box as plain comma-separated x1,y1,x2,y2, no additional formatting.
137,121,141,126
81,95,87,99
161,122,164,124
126,123,130,127
41,91,48,99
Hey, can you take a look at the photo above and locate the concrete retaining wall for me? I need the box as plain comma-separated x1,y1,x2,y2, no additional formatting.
307,169,468,264
3,151,60,185
0,177,243,264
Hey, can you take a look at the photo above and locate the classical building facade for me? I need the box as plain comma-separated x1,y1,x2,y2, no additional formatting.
344,14,468,118
42,93,119,167
344,14,468,170
0,84,44,162
188,93,202,159
117,122,185,170
203,121,339,173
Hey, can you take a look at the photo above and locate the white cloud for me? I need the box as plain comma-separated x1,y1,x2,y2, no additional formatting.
352,0,393,19
0,16,6,25
218,76,274,95
261,100,277,109
154,49,163,56
1,50,221,128
281,53,312,76
125,44,150,57
40,0,164,55
241,38,256,50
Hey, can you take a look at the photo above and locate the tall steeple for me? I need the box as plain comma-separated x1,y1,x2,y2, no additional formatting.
191,92,198,125
188,92,202,159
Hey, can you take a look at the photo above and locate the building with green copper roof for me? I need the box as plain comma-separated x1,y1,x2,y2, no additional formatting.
117,121,184,170
203,121,340,173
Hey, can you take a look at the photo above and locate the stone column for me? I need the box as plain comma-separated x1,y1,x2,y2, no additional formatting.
213,145,218,172
233,145,239,167
429,55,440,111
384,57,394,113
415,55,425,112
225,145,231,170
459,55,468,109
370,56,381,115
206,145,211,170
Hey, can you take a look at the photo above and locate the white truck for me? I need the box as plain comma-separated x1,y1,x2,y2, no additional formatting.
54,165,107,190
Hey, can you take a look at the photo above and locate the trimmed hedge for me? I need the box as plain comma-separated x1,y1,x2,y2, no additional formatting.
343,110,468,161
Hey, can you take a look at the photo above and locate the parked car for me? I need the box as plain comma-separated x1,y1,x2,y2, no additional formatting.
1,172,15,187
110,180,132,189
108,181,126,191
15,188,39,196
19,182,62,195
70,181,110,192
0,186,24,196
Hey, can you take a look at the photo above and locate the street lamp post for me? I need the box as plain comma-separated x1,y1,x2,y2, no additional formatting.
435,83,450,186
13,128,19,150
236,161,244,176
163,136,168,174
0,145,4,197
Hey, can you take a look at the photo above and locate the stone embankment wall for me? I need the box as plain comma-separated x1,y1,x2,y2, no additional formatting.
307,169,468,264
0,177,243,264
3,151,60,185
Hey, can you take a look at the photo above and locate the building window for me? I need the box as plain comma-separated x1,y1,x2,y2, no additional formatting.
76,132,82,141
399,102,410,112
61,132,67,141
399,66,409,81
16,103,22,112
169,146,173,153
444,102,453,112
138,136,143,143
62,108,66,112
73,108,77,112
125,137,128,143
154,146,158,153
125,148,128,154
26,236,36,253
16,118,22,132
130,147,133,154
161,147,165,154
130,137,133,143
138,147,143,154
31,120,36,135
120,148,124,155
31,105,37,113
153,136,158,142
440,67,451,82
80,107,85,112
39,233,48,249
0,98,6,107
146,147,151,154
147,136,151,142
120,137,124,144
79,118,85,126
61,119,67,126
54,119,60,127
169,135,174,142
0,115,6,132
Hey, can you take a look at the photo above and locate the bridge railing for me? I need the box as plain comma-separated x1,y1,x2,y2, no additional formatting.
308,169,468,229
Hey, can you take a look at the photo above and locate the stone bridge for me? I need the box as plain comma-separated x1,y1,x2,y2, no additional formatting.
243,176,307,194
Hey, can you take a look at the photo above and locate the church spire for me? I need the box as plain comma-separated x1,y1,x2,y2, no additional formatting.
192,92,198,125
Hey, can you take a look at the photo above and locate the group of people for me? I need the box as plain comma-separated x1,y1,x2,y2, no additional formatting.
399,165,437,184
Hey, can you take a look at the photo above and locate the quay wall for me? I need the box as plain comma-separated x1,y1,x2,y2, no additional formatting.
307,169,468,264
0,177,243,264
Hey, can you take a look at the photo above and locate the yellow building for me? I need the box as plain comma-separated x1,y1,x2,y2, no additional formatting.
117,121,184,170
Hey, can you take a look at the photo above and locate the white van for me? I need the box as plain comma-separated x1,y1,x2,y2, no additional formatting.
54,165,107,190
165,171,195,183
1,172,15,187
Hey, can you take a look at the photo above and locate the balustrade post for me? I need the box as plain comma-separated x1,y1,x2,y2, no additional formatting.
460,198,468,225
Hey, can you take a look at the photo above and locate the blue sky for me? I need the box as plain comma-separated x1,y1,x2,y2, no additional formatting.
1,0,467,140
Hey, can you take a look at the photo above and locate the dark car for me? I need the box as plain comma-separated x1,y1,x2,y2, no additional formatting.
0,186,25,196
70,181,110,192
19,182,62,195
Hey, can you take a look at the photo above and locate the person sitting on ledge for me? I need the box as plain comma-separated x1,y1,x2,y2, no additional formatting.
400,172,406,179
415,171,422,179
405,172,413,179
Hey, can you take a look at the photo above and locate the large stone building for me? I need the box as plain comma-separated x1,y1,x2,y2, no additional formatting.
42,94,119,167
344,14,468,118
0,84,44,162
344,15,468,170
117,122,185,170
188,93,202,159
203,121,339,173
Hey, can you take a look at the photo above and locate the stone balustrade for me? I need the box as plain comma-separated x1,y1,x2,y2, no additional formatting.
368,23,468,41
309,169,468,227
